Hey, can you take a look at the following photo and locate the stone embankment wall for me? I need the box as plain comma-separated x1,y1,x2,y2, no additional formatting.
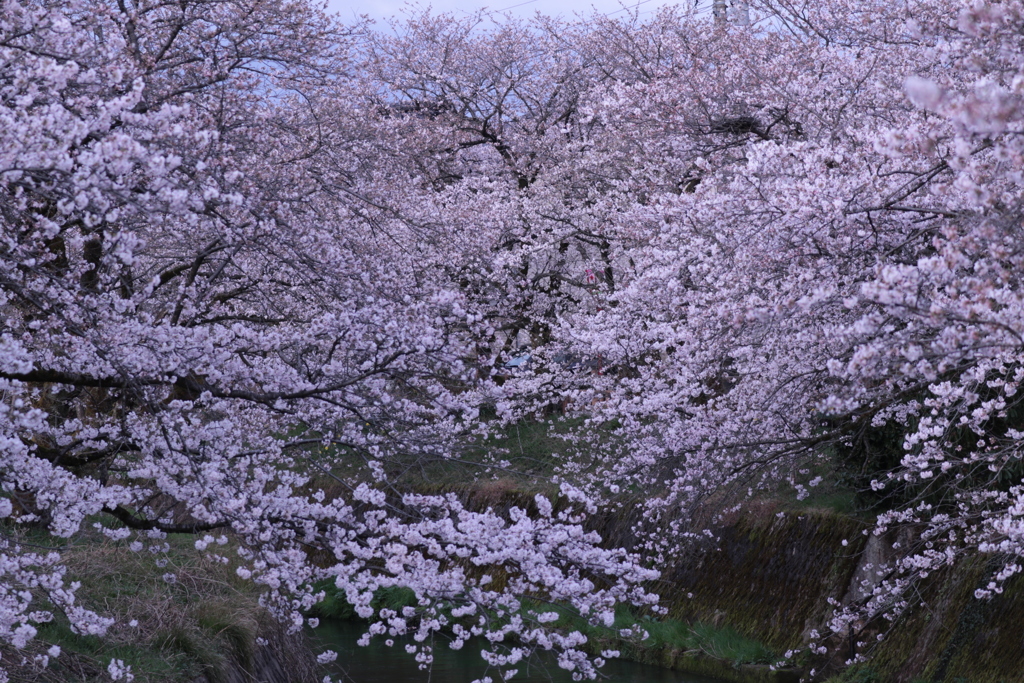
663,508,870,651
450,482,1024,683
660,509,1024,683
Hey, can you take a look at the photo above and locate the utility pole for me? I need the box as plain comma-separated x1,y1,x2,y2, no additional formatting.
713,0,728,23
733,0,750,24
713,0,750,25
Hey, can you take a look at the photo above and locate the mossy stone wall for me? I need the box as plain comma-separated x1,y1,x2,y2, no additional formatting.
861,556,1024,683
657,509,870,652
443,479,1024,682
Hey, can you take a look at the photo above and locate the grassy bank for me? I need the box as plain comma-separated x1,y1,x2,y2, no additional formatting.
0,525,316,683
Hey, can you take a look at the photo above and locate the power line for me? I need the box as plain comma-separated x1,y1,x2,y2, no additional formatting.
493,0,538,12
604,0,657,17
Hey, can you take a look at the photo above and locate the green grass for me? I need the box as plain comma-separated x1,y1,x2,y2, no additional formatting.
307,579,359,621
470,416,587,473
307,582,419,622
821,665,887,683
589,608,777,668
405,415,590,489
683,622,777,666
732,447,873,521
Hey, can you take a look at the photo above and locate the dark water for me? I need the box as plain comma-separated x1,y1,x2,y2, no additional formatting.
311,620,727,683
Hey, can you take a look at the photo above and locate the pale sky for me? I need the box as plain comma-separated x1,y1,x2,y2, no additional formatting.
325,0,708,28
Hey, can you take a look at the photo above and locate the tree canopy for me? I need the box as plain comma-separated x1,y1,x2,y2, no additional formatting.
2,0,1024,679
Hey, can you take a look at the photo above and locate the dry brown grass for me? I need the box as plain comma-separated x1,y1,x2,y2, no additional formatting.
0,531,317,683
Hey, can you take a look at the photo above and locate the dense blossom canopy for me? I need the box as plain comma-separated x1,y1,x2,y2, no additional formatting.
2,0,1024,678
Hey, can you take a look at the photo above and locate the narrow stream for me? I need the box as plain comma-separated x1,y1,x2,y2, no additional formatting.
311,620,729,683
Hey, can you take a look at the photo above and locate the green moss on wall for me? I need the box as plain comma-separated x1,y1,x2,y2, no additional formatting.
856,556,1024,683
660,508,870,652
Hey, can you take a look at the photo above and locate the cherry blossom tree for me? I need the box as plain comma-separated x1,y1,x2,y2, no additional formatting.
0,0,659,678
